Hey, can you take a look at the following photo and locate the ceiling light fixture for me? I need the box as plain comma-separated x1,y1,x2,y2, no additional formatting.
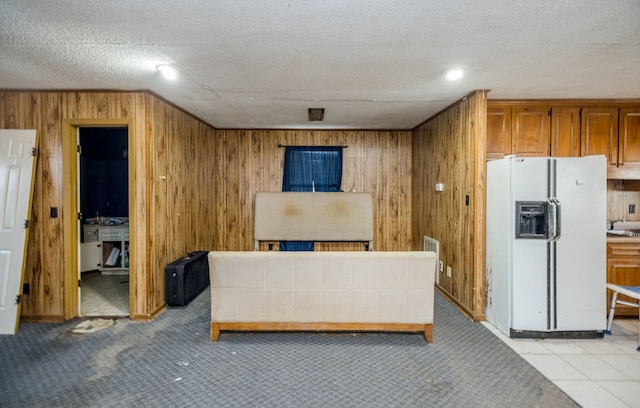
157,65,177,80
308,108,325,121
444,66,466,81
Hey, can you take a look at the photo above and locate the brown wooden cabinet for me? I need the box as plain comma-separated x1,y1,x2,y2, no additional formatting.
511,107,550,157
486,107,511,160
606,242,640,316
550,107,581,157
487,102,640,178
581,107,619,165
618,108,640,173
486,105,549,160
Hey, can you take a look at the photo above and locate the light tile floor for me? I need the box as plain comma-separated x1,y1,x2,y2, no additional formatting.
80,271,129,317
483,319,640,408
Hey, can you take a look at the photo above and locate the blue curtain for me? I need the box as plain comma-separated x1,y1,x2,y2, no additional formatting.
280,146,343,251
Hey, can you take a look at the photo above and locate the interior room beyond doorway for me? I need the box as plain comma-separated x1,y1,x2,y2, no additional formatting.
78,127,129,317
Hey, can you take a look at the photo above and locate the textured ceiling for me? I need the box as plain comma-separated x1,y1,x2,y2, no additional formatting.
1,0,639,129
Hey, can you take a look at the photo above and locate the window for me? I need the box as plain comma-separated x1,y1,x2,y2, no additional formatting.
280,146,344,251
282,146,343,192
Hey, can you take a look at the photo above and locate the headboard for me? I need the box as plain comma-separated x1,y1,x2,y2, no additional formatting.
254,192,374,250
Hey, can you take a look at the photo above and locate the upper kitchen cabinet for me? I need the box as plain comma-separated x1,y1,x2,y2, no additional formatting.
581,107,619,166
615,108,640,179
486,105,549,160
550,107,581,157
486,107,511,160
511,107,550,157
488,101,640,178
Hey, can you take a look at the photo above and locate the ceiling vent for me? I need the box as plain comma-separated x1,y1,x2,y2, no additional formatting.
308,108,325,121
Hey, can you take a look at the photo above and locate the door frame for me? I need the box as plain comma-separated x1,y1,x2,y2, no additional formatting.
62,118,136,319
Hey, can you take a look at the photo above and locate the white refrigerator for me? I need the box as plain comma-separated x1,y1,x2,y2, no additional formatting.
485,156,606,338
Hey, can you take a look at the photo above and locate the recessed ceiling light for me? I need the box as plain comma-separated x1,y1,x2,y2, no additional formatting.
444,66,466,81
157,65,177,80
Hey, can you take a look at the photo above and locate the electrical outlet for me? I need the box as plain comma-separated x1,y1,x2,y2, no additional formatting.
446,266,452,278
439,261,443,272
630,204,636,214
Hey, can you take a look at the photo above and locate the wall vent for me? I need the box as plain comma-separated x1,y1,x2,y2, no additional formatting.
423,235,440,284
308,108,324,121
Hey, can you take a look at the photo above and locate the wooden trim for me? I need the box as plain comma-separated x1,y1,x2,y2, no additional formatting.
413,90,491,130
211,322,434,343
608,166,640,180
488,99,640,107
62,118,135,320
131,304,166,322
436,286,476,320
61,121,77,319
19,315,65,323
472,90,488,320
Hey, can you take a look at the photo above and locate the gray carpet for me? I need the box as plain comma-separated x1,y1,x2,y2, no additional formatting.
0,289,579,408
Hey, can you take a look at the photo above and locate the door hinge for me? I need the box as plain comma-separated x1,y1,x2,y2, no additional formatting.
78,279,82,288
78,212,83,221
77,145,82,154
23,219,30,228
31,147,38,157
15,294,21,305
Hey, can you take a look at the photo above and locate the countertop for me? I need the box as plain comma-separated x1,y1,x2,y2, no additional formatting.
606,235,640,244
606,221,640,243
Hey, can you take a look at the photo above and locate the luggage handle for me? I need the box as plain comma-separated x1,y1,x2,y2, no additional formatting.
183,251,202,260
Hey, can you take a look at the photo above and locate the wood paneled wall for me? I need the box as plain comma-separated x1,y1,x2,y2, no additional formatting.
608,180,640,222
1,89,475,323
411,91,488,319
212,130,412,251
0,91,217,321
147,97,217,316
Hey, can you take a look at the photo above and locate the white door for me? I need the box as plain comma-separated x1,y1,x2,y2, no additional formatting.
0,130,38,335
554,156,607,330
510,157,550,332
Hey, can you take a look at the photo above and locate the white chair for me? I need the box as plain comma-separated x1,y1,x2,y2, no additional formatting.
605,283,640,352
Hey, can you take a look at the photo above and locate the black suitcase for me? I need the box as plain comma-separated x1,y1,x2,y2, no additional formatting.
165,251,210,307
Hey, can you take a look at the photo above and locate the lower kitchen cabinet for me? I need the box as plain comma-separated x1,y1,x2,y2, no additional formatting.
80,241,102,272
606,242,640,316
81,224,129,274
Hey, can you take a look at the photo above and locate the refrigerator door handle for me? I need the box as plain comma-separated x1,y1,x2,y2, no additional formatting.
546,198,562,242
546,199,556,241
553,199,561,241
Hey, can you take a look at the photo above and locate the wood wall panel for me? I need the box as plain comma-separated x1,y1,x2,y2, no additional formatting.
412,91,487,319
0,90,217,322
607,180,640,222
129,93,149,320
212,129,412,251
147,97,217,315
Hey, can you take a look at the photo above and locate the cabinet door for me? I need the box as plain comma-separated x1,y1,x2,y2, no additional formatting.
80,242,101,272
619,108,640,167
581,107,619,166
551,107,581,157
606,243,640,316
607,258,640,316
486,107,511,160
511,107,550,157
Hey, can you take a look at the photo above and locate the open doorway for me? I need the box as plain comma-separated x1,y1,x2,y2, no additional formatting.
78,127,129,317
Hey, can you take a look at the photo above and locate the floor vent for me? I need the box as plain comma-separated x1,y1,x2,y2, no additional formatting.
423,235,440,284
